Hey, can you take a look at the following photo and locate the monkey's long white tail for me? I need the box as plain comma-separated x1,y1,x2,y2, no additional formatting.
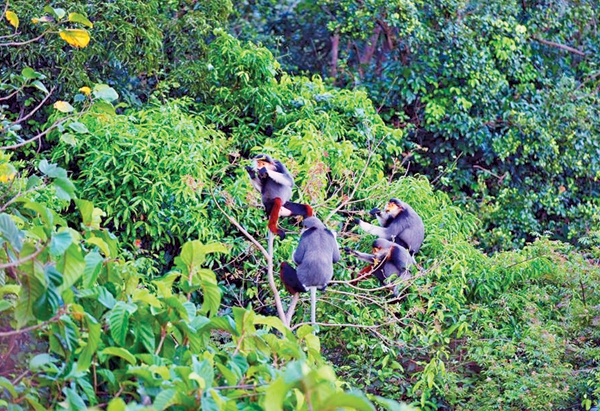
308,286,317,324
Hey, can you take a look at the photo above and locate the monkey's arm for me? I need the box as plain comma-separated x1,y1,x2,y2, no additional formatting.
331,240,341,263
357,220,389,238
245,166,263,192
261,168,293,187
345,248,376,263
292,241,306,265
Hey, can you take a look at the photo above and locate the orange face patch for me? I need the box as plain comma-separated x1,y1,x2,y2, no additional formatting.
385,202,402,215
257,160,274,170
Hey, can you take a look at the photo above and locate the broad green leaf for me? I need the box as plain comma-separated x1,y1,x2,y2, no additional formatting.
320,391,375,411
132,288,161,308
0,300,13,312
64,387,86,410
0,376,17,398
50,230,73,256
29,353,58,369
254,315,288,334
82,251,104,288
31,80,49,94
0,213,24,252
77,313,101,372
60,132,77,146
107,397,127,411
33,287,60,320
53,100,75,113
98,286,116,309
39,160,67,179
109,301,130,346
75,199,106,230
56,244,85,292
87,237,111,257
68,12,93,28
6,10,19,29
101,347,136,365
153,388,179,410
93,84,119,102
68,121,89,134
134,318,156,353
59,29,90,48
44,6,65,20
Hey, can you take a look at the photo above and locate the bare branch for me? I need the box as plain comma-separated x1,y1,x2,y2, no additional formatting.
14,86,55,125
531,35,587,56
0,32,48,47
0,240,49,269
0,308,66,338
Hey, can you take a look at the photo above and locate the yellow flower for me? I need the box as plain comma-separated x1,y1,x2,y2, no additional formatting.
79,86,92,96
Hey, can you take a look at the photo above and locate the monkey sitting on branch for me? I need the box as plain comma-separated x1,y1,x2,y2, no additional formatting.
345,238,412,294
279,216,341,323
354,198,424,256
245,154,313,239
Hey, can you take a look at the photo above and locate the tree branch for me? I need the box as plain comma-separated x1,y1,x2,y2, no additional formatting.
531,35,587,56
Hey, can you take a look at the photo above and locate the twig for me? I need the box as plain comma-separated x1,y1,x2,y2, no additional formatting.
0,309,65,338
0,32,48,47
0,240,49,269
531,35,587,56
13,87,55,125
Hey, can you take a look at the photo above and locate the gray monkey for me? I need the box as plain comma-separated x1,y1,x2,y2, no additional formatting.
280,216,340,323
345,238,412,294
355,198,424,256
245,154,313,239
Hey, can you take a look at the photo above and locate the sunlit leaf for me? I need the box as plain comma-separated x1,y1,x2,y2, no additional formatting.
6,10,19,29
68,12,93,28
78,86,92,95
101,347,137,364
93,84,119,102
53,101,75,113
59,29,90,48
77,313,101,372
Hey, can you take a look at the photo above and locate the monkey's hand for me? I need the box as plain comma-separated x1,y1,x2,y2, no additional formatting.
245,165,256,179
343,246,353,254
369,207,381,216
258,167,269,179
351,217,362,227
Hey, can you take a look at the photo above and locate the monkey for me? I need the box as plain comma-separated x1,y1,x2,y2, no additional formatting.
354,198,424,256
345,238,412,293
279,216,341,323
245,154,313,239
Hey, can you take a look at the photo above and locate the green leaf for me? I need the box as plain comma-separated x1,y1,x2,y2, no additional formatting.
31,80,49,94
86,237,111,257
44,6,65,20
82,251,104,288
33,287,60,320
98,286,116,309
64,387,86,410
39,160,67,179
0,376,17,398
320,391,375,411
68,121,89,134
107,397,127,411
75,199,106,230
134,318,156,354
101,347,136,365
0,300,13,312
68,12,93,28
53,100,75,113
29,353,58,369
77,313,101,372
109,301,130,346
0,213,24,252
153,388,179,410
372,396,415,411
56,244,85,293
93,84,119,102
60,133,77,146
50,230,73,256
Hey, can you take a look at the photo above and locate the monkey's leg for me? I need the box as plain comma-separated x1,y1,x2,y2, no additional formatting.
280,262,306,294
268,198,286,239
308,286,317,324
282,201,313,218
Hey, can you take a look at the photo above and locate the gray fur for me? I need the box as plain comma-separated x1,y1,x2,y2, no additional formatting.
293,216,341,289
359,198,424,254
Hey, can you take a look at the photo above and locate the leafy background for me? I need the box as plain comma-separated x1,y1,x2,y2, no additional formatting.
1,1,599,410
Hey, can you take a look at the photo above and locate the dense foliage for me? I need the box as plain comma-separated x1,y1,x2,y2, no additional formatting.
231,0,600,251
2,2,600,411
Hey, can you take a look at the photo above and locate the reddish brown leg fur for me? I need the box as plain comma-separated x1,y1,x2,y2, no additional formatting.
268,197,286,239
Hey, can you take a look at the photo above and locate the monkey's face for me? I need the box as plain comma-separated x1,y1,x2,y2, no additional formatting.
385,201,403,217
256,160,275,170
372,246,382,254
